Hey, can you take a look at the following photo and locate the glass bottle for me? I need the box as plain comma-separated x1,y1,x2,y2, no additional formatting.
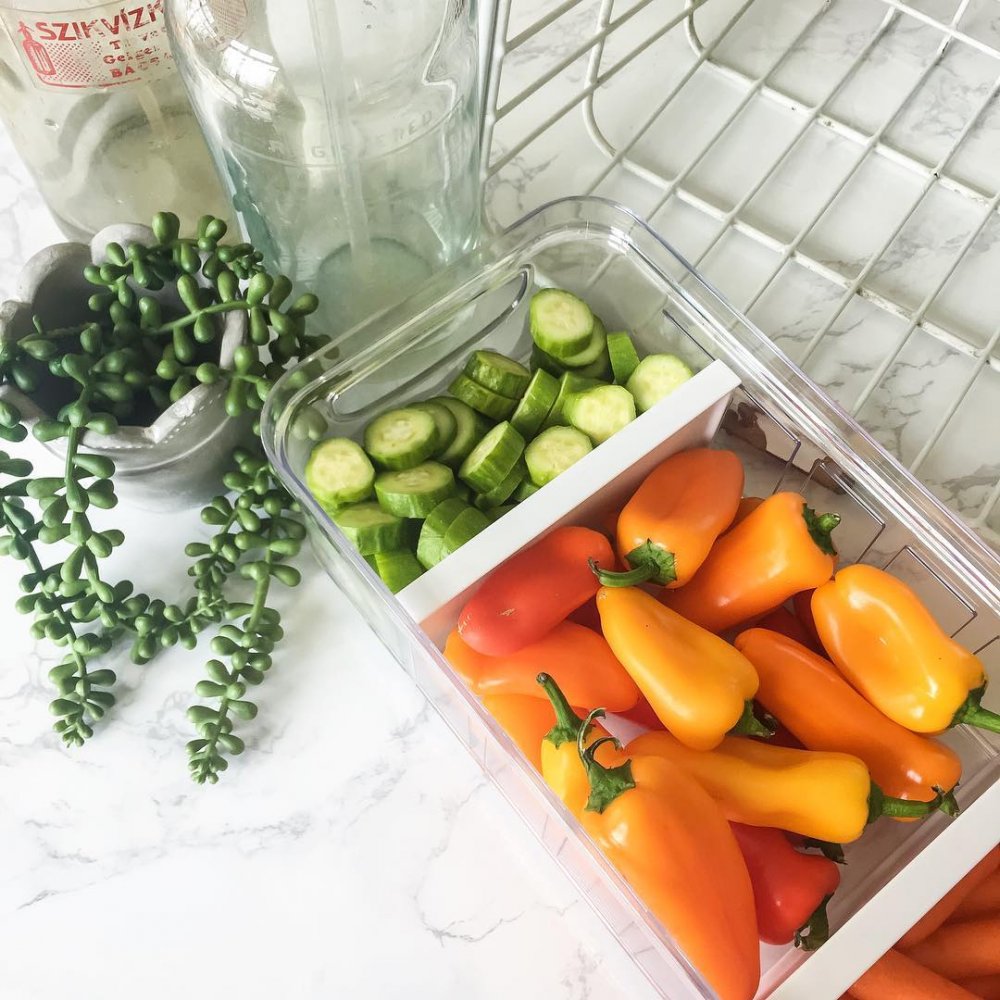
0,0,233,240
166,0,483,335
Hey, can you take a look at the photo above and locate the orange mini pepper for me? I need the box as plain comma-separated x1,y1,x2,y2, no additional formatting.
595,585,768,750
812,565,1000,735
444,621,639,712
596,447,744,588
627,731,957,843
731,495,764,528
481,694,567,771
735,628,962,803
661,491,840,633
576,718,761,1000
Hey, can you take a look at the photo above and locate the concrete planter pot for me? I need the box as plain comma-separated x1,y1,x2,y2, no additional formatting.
0,224,249,512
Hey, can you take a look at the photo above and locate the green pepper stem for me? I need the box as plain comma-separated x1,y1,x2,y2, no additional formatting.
589,539,677,588
577,709,636,814
952,686,1000,734
536,672,589,749
868,783,960,824
802,504,840,557
794,894,833,952
730,699,776,738
589,557,655,588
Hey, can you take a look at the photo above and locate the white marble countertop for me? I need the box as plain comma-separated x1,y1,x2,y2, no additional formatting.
0,138,657,1000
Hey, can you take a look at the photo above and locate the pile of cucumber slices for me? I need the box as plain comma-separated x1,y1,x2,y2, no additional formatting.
304,288,694,592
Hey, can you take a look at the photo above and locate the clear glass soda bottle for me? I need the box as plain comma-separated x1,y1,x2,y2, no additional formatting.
0,1,233,240
166,0,484,334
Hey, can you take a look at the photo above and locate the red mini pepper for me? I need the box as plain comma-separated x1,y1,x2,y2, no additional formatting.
457,526,614,655
730,823,842,949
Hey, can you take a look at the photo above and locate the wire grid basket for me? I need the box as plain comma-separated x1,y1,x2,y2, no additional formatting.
482,0,1000,549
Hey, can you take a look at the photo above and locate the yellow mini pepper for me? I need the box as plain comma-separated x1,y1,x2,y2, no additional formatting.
812,564,1000,735
596,585,767,750
627,731,958,843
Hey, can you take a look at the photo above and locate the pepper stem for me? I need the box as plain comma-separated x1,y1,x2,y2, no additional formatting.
589,539,677,588
794,894,833,952
952,685,1000,734
536,672,589,749
868,783,960,825
577,709,636,814
729,699,776,738
802,504,840,557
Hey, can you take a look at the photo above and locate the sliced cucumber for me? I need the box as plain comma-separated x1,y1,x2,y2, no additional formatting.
564,384,637,445
525,426,593,486
541,372,607,430
530,288,595,360
458,421,525,493
305,437,375,510
332,502,407,555
464,350,531,399
449,374,517,420
431,396,483,468
411,400,457,455
364,407,439,470
607,331,641,384
474,460,525,509
374,462,456,518
372,549,424,593
416,498,469,569
573,350,612,381
626,354,695,412
514,479,540,502
510,368,559,439
530,345,566,377
485,504,515,522
560,316,608,368
442,507,490,556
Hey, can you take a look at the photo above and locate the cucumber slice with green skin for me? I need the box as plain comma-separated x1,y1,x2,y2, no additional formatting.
431,396,482,468
530,288,595,359
514,479,540,502
373,549,424,593
458,420,525,493
416,498,470,569
510,368,560,439
560,317,608,368
464,350,531,399
473,460,526,509
485,504,515,522
411,400,457,455
374,462,456,518
564,384,637,445
449,374,517,420
364,407,439,470
626,354,695,412
573,350,612,381
607,331,641,384
531,345,566,377
332,502,408,555
541,373,607,430
442,507,490,556
525,426,593,486
305,437,375,510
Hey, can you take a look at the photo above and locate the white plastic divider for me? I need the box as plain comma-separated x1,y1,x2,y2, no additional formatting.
398,359,741,643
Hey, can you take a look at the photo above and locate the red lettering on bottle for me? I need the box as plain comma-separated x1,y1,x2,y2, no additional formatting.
101,15,124,34
129,6,145,28
36,22,56,41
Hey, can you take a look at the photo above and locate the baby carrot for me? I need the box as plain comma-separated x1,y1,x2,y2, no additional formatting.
898,848,1000,947
957,973,1000,1000
850,948,980,1000
950,868,1000,923
904,914,1000,980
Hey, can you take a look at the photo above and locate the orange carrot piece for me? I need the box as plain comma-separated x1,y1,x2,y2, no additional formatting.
958,973,1000,1000
850,949,981,1000
950,869,1000,924
898,848,1000,947
903,915,1000,981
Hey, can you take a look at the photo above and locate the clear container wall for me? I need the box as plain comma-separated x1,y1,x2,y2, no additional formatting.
167,0,483,336
263,197,1000,999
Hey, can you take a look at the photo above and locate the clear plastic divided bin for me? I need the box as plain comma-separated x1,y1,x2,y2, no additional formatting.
262,197,1000,1000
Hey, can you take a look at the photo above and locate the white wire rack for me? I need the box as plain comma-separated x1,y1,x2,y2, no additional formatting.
482,0,1000,548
